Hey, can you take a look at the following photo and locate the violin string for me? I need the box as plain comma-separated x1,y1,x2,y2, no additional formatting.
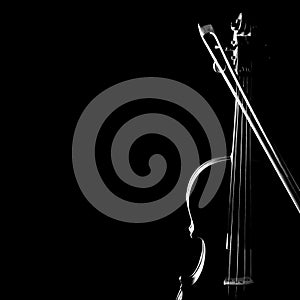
235,72,244,286
244,74,249,286
227,104,236,240
230,51,243,290
235,76,243,296
228,101,239,237
249,62,253,280
228,83,240,284
227,102,236,253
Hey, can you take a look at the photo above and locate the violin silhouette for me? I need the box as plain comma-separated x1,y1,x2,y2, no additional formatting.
176,13,300,300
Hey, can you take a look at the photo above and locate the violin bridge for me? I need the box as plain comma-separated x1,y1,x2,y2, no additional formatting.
224,276,253,286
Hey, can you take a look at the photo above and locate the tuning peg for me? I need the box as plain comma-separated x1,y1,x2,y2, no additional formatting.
231,39,238,46
225,43,237,53
225,46,232,52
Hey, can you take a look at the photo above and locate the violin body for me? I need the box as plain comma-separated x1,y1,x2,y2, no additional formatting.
177,156,299,299
177,158,251,299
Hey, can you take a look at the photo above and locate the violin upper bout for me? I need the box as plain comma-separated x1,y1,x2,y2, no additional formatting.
187,156,230,209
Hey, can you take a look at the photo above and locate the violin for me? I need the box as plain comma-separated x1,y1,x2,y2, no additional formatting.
176,13,300,299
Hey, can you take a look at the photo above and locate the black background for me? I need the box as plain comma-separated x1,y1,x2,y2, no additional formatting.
24,3,300,299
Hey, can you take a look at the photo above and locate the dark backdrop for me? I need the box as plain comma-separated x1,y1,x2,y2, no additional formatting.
30,4,300,299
